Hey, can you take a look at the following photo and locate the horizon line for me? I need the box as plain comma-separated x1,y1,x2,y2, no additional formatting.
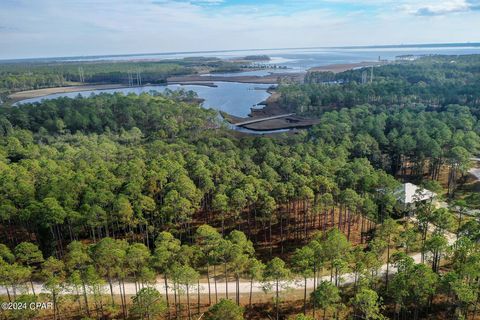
2,41,480,62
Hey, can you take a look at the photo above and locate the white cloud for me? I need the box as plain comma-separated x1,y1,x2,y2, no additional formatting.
398,0,480,16
0,0,478,59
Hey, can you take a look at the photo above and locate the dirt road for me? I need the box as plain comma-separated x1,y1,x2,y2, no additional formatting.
0,220,455,297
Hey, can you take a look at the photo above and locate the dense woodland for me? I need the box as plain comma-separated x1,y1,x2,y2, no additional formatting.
281,55,480,115
0,55,480,319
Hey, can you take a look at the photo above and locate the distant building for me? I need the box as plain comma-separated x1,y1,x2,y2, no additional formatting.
394,183,436,212
395,55,418,61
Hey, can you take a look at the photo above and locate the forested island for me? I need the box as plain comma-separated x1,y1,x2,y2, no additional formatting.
1,54,480,320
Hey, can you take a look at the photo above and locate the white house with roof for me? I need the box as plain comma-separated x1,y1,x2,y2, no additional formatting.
394,182,436,212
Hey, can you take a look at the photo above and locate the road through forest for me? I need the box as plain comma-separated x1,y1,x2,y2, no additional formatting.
1,160,478,297
0,219,457,297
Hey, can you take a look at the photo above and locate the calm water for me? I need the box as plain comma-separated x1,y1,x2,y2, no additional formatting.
62,45,480,72
259,46,480,71
15,82,272,118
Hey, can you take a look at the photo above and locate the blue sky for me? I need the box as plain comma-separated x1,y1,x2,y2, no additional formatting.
1,0,479,59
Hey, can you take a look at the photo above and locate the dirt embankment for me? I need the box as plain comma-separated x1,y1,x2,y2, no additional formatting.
239,116,320,131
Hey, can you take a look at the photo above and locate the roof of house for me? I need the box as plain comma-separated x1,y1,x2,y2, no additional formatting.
394,183,436,205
